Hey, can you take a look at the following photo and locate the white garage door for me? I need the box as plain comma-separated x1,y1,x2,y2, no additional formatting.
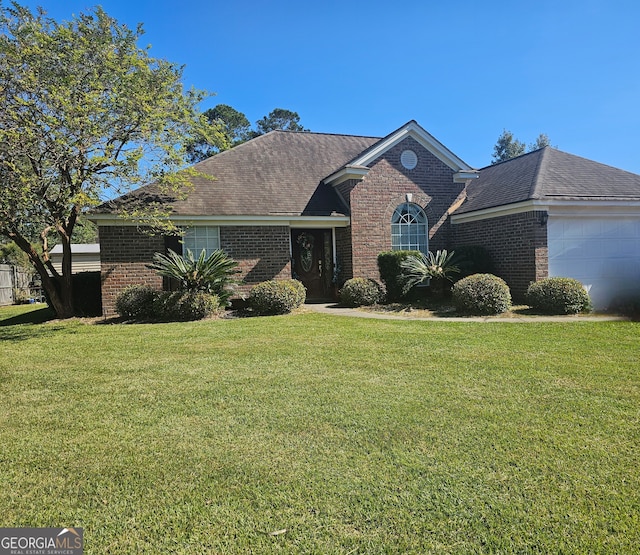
548,216,640,310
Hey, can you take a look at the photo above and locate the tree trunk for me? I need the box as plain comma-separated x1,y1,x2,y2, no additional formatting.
9,232,75,318
41,268,75,319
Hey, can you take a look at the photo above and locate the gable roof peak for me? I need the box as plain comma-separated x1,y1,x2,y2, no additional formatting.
349,120,476,173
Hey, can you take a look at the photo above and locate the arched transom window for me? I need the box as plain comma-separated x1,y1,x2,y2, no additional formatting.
391,202,428,253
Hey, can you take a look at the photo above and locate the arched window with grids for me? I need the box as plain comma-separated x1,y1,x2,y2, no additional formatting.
391,202,428,253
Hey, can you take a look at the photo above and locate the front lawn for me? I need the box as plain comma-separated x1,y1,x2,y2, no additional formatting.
1,305,639,553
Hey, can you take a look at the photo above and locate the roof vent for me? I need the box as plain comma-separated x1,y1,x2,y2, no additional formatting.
401,149,418,170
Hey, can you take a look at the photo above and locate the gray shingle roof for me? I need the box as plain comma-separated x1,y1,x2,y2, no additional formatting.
457,147,640,214
100,130,380,217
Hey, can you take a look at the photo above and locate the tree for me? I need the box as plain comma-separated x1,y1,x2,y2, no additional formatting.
491,130,553,164
0,3,207,318
186,104,252,163
255,108,306,134
529,133,551,151
492,129,526,163
211,104,252,145
187,105,308,163
0,241,31,269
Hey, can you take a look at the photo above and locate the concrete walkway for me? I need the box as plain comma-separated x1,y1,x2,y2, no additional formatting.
304,303,629,323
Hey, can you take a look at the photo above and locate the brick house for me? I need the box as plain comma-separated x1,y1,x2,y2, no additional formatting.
92,121,640,315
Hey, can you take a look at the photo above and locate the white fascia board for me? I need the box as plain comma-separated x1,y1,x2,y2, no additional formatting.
451,198,640,224
323,165,369,186
351,121,475,172
90,213,351,229
450,200,546,223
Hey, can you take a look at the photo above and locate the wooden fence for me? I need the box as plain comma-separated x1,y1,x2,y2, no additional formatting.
0,264,33,305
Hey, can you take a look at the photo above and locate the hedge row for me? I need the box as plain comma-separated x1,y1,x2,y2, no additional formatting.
115,285,221,322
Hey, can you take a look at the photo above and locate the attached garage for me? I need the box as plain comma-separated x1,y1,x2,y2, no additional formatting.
548,211,640,310
453,147,640,311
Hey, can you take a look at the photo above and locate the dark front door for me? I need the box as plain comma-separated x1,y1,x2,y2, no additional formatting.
291,229,333,300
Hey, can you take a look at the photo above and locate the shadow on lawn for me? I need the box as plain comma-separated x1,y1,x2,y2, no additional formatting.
0,306,62,342
0,306,56,326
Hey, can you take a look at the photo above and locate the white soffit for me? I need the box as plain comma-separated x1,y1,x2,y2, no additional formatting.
89,213,351,228
323,165,370,186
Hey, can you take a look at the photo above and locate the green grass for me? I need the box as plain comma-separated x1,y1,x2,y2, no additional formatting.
1,304,639,553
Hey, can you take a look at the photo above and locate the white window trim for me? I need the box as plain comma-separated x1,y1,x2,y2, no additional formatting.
181,225,221,256
391,203,429,253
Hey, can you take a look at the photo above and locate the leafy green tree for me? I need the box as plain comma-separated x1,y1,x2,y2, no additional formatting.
187,105,309,163
492,129,526,163
186,104,252,163
529,133,551,151
255,108,307,134
0,2,207,318
492,130,554,164
0,241,31,269
210,104,253,145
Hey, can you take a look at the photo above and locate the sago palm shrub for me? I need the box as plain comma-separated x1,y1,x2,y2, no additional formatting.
149,248,240,306
400,250,459,296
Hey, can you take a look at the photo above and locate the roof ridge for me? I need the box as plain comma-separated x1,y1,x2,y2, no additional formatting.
528,147,549,199
191,129,383,168
478,147,542,171
271,129,382,140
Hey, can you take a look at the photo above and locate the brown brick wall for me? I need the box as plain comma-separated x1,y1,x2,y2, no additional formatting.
100,226,164,317
99,225,293,316
220,226,291,294
349,136,465,280
452,211,548,300
335,226,353,285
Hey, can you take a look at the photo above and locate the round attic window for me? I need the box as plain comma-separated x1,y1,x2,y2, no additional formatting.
401,149,418,170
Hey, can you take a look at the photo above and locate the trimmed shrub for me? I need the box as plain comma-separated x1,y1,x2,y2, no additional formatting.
115,285,159,320
290,279,307,308
452,273,512,315
339,277,384,307
154,290,221,321
451,245,495,279
377,250,420,302
116,286,220,321
249,279,307,315
526,277,591,314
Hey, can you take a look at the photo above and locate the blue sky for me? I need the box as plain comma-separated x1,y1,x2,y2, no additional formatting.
20,0,640,173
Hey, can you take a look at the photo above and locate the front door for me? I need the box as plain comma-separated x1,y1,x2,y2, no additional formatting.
291,229,333,300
